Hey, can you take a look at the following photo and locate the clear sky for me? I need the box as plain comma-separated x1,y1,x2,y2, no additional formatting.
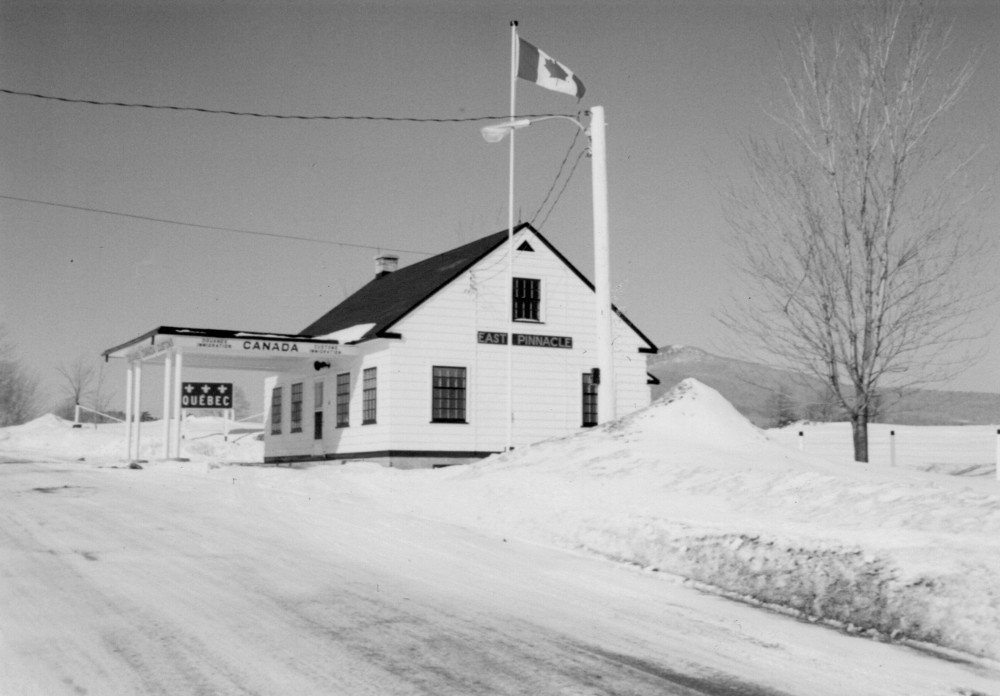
1,0,997,414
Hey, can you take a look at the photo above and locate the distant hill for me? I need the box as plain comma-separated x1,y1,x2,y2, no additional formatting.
647,346,1000,427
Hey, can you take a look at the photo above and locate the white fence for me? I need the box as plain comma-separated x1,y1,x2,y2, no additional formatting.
768,423,999,477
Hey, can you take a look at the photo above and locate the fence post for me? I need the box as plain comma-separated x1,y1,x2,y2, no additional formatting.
73,403,82,428
798,430,804,451
890,430,896,468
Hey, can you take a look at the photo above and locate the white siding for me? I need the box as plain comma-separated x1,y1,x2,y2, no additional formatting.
265,228,654,463
264,346,394,460
387,228,652,453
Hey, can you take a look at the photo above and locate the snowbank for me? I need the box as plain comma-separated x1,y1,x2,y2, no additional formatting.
3,383,998,662
0,414,263,464
365,380,1000,661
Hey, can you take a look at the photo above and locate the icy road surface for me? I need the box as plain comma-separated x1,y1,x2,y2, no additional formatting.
1,461,997,696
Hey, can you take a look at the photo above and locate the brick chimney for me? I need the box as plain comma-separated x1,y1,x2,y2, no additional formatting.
375,254,399,279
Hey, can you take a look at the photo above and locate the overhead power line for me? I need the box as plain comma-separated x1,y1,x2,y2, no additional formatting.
533,148,588,232
0,193,433,256
531,127,586,228
0,87,573,124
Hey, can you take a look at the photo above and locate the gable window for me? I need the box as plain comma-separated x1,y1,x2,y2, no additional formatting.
582,372,598,427
314,381,324,440
270,386,283,435
512,277,541,322
362,367,377,424
432,366,467,423
290,382,303,433
336,372,350,428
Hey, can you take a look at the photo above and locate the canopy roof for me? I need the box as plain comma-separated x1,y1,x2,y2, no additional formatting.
103,326,351,371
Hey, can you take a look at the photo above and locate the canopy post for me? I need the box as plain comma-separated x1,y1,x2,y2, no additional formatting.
132,360,143,462
173,350,184,459
162,350,173,459
124,363,134,461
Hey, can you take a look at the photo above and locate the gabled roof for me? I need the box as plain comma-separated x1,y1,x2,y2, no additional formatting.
300,222,658,353
300,226,517,341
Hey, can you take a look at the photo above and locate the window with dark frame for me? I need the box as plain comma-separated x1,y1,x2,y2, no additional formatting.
336,372,350,427
582,372,598,427
432,366,467,423
290,382,303,433
270,386,282,435
313,381,324,440
512,277,540,322
362,367,377,424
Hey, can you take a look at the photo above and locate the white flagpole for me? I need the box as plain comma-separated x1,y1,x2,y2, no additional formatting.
505,20,518,452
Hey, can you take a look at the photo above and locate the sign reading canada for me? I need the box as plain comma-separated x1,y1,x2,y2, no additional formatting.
178,335,340,356
181,382,233,409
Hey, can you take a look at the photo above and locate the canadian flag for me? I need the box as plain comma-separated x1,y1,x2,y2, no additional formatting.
517,37,585,100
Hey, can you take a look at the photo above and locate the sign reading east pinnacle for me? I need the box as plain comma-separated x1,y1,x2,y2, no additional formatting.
181,382,233,409
477,331,573,349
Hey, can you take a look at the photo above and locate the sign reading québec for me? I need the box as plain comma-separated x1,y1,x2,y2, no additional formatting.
181,382,233,409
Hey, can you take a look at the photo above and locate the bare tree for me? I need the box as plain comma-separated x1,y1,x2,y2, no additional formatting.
722,0,992,462
54,354,116,422
55,354,96,420
90,361,115,420
0,326,40,426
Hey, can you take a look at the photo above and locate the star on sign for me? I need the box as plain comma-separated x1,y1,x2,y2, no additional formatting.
544,58,568,81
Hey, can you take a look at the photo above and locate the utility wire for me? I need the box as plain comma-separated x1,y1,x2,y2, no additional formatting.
0,193,433,256
530,128,584,228
0,87,573,124
535,148,587,231
1,88,588,249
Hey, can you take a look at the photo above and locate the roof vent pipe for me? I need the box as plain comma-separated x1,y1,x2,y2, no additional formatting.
375,255,399,279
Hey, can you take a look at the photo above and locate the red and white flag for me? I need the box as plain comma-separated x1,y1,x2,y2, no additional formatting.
517,37,585,99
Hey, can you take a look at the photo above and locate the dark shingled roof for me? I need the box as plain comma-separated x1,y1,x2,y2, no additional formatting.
300,225,522,341
300,222,658,353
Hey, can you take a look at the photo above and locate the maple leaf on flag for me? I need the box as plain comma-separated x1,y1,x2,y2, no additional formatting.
544,58,568,81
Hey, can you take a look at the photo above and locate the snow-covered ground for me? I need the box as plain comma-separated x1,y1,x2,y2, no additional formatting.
2,380,998,668
769,421,998,475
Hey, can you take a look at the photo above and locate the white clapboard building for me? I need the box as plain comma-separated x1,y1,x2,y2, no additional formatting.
264,223,658,466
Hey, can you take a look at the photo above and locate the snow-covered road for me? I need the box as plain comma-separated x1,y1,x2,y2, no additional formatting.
2,461,997,696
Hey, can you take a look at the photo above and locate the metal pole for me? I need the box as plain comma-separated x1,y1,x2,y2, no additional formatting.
589,105,615,423
162,351,173,459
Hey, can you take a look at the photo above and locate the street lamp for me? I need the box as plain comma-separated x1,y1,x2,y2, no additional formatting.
479,115,581,143
480,106,616,433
